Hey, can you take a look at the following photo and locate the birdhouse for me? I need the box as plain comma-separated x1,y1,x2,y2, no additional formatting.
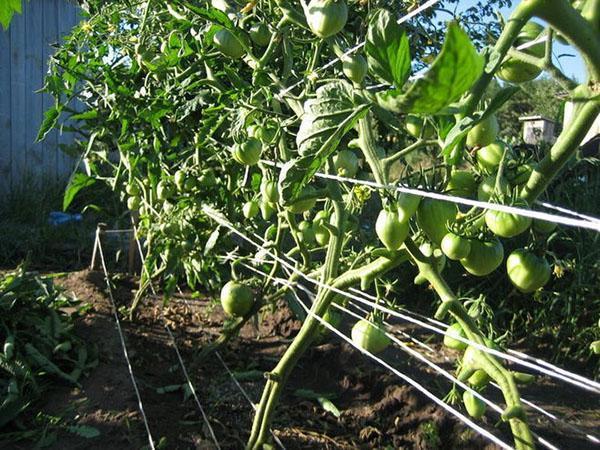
519,116,556,145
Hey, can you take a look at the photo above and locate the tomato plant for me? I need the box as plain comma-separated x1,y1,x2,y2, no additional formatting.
40,0,600,447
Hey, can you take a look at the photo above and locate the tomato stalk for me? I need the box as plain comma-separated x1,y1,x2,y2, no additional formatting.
357,114,388,185
247,249,409,449
403,238,534,449
382,138,439,173
284,210,311,267
532,0,600,80
505,48,576,90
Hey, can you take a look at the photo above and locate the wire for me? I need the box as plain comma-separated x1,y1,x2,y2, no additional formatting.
242,254,596,448
129,224,223,449
213,351,287,450
261,160,600,232
203,206,600,393
271,267,515,450
164,325,222,450
94,228,156,450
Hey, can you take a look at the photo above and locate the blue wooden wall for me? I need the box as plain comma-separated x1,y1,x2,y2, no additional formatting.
0,0,80,193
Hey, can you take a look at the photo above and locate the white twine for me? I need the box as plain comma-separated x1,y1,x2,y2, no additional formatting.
164,326,222,450
281,271,514,450
95,228,156,450
261,160,600,232
129,224,222,449
203,207,600,394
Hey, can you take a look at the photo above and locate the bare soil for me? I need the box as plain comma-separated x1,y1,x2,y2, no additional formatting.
5,270,599,449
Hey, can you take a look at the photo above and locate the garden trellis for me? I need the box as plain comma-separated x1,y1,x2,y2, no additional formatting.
34,0,600,448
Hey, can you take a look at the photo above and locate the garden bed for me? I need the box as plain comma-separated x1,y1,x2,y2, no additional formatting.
4,270,593,449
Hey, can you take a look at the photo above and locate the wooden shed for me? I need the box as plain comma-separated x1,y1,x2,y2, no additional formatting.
0,0,80,193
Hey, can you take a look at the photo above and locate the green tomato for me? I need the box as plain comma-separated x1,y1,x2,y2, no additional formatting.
468,370,490,388
342,54,368,84
126,183,140,196
261,179,279,204
496,21,544,83
461,239,504,276
305,0,348,39
476,142,506,173
396,193,421,223
288,186,317,214
127,196,141,210
258,121,278,145
247,123,261,138
174,170,186,191
375,209,409,251
156,180,173,201
497,59,542,83
463,391,486,419
485,209,531,238
416,199,457,245
466,115,499,148
333,150,359,178
315,308,342,343
447,170,477,198
249,23,271,47
477,175,511,202
405,115,435,139
485,207,531,238
233,138,262,166
532,218,557,234
506,249,551,293
443,323,467,350
213,28,245,59
243,200,260,219
313,210,331,246
198,169,217,187
590,341,600,355
351,319,391,354
260,201,276,220
441,233,472,260
507,162,534,186
220,281,254,317
298,221,316,245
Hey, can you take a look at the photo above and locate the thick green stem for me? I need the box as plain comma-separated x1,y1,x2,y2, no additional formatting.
532,0,600,80
246,251,409,449
358,114,388,185
521,100,600,202
382,139,438,172
404,238,534,449
463,1,539,115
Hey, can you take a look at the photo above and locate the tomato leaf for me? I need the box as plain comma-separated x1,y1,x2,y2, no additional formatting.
36,105,62,142
377,22,484,114
63,173,96,211
279,81,370,202
0,0,23,30
365,9,411,87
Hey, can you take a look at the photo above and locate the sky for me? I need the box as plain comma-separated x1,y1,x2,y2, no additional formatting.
454,0,586,82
